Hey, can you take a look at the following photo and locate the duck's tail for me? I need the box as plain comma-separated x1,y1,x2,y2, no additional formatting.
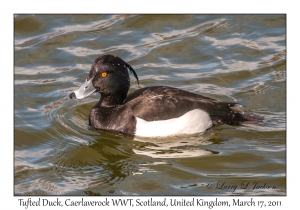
226,106,263,125
210,103,263,126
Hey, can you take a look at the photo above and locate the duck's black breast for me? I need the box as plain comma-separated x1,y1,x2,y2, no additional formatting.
89,104,137,135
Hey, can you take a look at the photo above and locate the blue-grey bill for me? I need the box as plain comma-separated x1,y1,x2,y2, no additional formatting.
73,79,96,99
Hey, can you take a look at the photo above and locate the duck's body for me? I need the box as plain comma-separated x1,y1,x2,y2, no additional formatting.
69,55,262,137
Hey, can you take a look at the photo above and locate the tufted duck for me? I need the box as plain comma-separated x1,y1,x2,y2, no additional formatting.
69,55,262,137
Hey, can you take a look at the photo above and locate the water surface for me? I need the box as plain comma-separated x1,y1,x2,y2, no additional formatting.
14,14,286,195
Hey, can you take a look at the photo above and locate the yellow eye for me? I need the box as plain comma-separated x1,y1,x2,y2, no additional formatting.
101,72,107,78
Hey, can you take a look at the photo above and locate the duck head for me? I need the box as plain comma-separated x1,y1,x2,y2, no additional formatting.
69,55,139,106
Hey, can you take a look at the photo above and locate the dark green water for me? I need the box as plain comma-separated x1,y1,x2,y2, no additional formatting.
14,14,286,195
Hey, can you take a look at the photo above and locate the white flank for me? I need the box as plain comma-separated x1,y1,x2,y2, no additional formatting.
135,109,212,138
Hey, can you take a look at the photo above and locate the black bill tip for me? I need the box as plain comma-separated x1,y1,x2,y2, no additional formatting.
69,92,76,99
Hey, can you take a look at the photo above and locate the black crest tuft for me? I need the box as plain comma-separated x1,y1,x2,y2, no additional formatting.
123,61,139,85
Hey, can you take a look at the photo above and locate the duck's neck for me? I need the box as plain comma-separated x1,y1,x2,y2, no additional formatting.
98,93,126,107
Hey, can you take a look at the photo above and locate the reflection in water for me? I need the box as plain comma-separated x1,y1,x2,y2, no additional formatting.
133,134,214,158
47,131,221,195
